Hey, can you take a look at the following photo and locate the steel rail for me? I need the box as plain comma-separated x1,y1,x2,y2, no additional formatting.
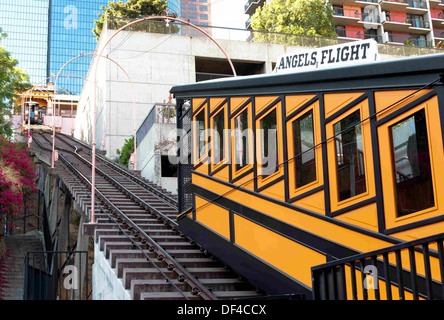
56,132,178,206
32,131,218,300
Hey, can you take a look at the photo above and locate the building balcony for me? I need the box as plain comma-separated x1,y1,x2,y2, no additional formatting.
408,19,431,34
333,8,382,27
333,7,361,26
386,33,432,47
330,0,379,8
406,0,428,14
406,0,427,8
431,10,444,28
433,28,444,40
358,12,382,25
336,28,383,42
244,0,265,15
430,10,444,20
429,0,444,10
382,13,412,31
379,0,409,12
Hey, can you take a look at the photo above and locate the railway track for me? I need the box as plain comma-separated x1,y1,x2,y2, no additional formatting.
31,130,266,300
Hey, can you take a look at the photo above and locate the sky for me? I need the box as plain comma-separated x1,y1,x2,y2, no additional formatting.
210,0,250,40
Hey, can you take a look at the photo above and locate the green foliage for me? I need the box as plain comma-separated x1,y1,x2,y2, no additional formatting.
116,136,135,167
0,29,31,139
93,0,171,40
250,0,337,44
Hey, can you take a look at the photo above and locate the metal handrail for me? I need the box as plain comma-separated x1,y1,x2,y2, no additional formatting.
24,247,89,300
311,233,444,300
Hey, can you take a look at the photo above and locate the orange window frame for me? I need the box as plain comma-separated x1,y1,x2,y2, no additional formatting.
255,101,284,188
286,101,323,199
231,102,254,180
326,99,376,212
378,97,444,231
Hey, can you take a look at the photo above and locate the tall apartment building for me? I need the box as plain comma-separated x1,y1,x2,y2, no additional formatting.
244,0,444,48
331,0,440,48
0,0,182,95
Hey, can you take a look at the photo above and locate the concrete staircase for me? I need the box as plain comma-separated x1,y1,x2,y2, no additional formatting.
0,232,45,300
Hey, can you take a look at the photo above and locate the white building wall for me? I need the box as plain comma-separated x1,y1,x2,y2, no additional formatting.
92,242,131,300
76,27,312,160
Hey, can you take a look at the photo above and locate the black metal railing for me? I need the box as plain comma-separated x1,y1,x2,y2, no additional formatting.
407,0,427,8
381,0,407,4
434,30,444,39
409,19,430,28
23,249,88,300
431,11,444,20
312,233,444,300
1,199,41,237
335,28,383,43
333,7,360,18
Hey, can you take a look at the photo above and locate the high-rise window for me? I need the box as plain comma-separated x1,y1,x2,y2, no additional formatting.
0,0,181,95
0,0,49,85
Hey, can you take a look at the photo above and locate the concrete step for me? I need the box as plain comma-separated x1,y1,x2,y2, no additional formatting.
115,259,153,278
166,249,207,259
123,268,176,289
175,258,222,268
156,242,198,250
109,250,150,268
104,242,140,259
130,279,192,300
97,235,131,248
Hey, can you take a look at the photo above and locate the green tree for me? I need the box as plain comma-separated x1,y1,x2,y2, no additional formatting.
0,29,30,138
93,0,173,40
250,0,337,45
116,135,135,167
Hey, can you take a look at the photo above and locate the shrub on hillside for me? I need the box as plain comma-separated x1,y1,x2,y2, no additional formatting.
0,135,37,229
